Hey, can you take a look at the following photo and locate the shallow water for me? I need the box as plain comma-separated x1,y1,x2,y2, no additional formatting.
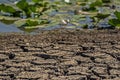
0,22,22,32
0,0,120,33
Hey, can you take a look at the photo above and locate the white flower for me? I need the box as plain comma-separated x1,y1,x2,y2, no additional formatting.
64,0,70,3
14,1,18,4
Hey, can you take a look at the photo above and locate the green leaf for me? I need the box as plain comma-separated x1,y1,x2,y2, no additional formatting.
16,0,29,11
28,5,36,12
102,0,111,3
0,4,16,13
24,19,49,26
16,0,38,17
5,6,16,13
25,19,39,26
0,19,16,24
108,19,120,27
116,24,120,28
95,13,110,19
114,11,120,21
33,0,43,3
38,19,49,25
90,0,103,8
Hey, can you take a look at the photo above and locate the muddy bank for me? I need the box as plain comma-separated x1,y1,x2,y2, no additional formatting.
0,29,120,80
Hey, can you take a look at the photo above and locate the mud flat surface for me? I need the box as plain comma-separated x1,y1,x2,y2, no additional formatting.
0,29,120,80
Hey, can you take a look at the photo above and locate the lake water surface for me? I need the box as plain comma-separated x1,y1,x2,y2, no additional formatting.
0,22,22,32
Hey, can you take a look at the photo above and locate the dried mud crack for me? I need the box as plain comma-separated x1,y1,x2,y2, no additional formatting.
0,29,120,80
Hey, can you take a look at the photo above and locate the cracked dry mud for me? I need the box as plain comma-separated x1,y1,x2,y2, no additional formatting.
0,29,120,80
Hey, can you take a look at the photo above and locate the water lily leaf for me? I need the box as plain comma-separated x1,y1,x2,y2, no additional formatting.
108,19,120,27
19,27,38,33
32,0,43,3
25,19,39,26
14,19,27,27
36,7,44,13
28,5,36,12
109,11,120,28
16,0,29,11
94,0,103,6
16,0,31,17
0,4,16,14
16,0,39,17
53,1,61,5
102,0,111,3
90,0,103,10
78,3,86,6
116,24,120,28
95,13,110,19
46,22,59,27
114,11,120,21
0,19,16,24
38,19,49,25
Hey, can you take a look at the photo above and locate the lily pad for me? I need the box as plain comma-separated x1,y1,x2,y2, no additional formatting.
14,19,27,27
95,13,110,19
114,11,120,21
108,19,120,27
0,19,16,24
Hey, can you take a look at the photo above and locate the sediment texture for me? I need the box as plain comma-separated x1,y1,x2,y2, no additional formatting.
0,29,120,80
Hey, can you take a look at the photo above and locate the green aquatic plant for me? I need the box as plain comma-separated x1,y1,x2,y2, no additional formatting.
82,0,103,11
0,0,120,32
0,18,16,24
89,0,103,11
109,11,120,28
102,0,111,3
114,11,120,20
0,4,16,14
16,0,29,12
92,13,110,28
95,13,110,19
25,19,39,26
17,18,49,32
32,0,43,3
15,0,53,18
16,0,36,17
24,19,49,26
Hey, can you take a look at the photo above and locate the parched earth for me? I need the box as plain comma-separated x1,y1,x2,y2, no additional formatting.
0,29,120,80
